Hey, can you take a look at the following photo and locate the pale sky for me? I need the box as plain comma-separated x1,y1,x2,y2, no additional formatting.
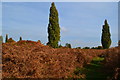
2,2,118,48
1,0,119,2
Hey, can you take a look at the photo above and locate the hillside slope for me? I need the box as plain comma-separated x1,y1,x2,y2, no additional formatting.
2,41,105,78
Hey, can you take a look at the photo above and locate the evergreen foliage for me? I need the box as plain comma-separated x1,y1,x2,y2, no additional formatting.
5,34,8,43
65,43,71,48
101,20,111,49
7,38,15,43
118,40,120,46
19,36,22,41
76,47,81,49
83,47,90,49
97,46,103,49
59,44,62,48
47,2,60,48
91,46,103,49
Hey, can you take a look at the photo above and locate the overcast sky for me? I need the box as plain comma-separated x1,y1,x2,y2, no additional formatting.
2,2,118,48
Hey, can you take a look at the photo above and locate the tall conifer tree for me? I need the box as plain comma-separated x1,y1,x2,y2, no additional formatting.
47,2,60,48
5,34,8,43
118,40,120,46
19,36,22,41
101,19,111,49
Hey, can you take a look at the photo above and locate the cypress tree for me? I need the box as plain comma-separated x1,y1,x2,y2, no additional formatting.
47,2,60,48
101,19,111,49
19,36,22,41
5,34,8,43
118,40,120,46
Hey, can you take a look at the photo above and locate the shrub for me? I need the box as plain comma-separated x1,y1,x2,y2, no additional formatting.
83,47,90,49
76,47,81,49
7,38,15,43
65,43,71,48
37,40,41,43
74,67,82,75
59,44,62,48
91,46,103,49
97,46,103,49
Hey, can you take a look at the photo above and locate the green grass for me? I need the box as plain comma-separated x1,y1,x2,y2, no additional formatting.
74,57,110,80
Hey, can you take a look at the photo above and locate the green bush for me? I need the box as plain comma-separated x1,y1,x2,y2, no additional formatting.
91,46,103,49
76,47,81,49
74,67,83,75
65,43,71,48
7,38,15,43
83,47,90,49
97,46,103,49
59,44,63,48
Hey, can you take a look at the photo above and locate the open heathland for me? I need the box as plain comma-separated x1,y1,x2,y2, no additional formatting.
2,40,120,79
